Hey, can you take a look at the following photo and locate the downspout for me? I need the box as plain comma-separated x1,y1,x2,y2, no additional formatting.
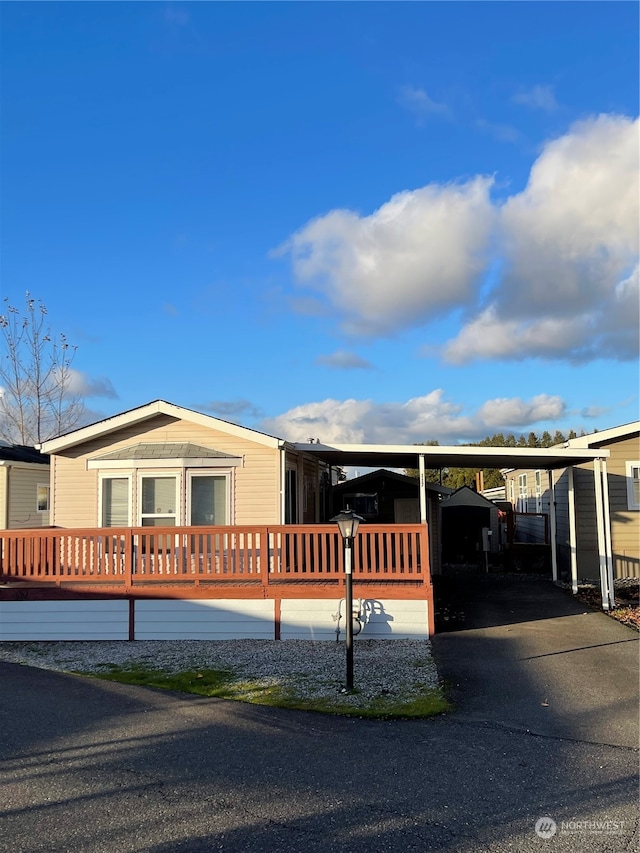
547,470,558,582
568,466,578,595
601,459,615,609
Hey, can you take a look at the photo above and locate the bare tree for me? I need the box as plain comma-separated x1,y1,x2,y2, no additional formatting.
0,293,85,445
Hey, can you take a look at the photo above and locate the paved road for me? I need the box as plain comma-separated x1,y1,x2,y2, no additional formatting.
1,576,638,853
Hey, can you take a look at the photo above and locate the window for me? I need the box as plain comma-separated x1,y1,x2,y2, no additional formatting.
101,477,131,526
188,474,228,525
518,474,528,512
140,475,177,526
343,493,378,517
626,462,640,510
36,484,50,512
508,479,515,506
535,471,542,513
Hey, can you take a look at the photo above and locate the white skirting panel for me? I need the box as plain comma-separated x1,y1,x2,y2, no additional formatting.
135,599,275,640
280,598,430,641
0,600,129,641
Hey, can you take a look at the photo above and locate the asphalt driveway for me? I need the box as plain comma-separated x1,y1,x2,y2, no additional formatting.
1,575,638,853
431,571,639,748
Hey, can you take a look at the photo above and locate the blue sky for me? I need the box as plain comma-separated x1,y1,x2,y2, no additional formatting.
2,1,638,445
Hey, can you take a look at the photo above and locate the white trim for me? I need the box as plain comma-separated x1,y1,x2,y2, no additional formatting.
138,471,180,526
98,473,133,527
87,456,242,470
186,470,232,526
40,400,283,453
563,421,640,448
625,461,640,510
535,470,542,513
36,483,50,513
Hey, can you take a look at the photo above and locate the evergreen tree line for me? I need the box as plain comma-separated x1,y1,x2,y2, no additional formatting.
405,430,584,491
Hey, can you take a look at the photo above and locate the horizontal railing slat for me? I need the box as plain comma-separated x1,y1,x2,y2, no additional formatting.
0,524,430,587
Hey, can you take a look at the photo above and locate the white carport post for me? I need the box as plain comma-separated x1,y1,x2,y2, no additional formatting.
547,471,558,582
418,454,427,523
593,458,614,610
601,459,615,610
567,466,578,595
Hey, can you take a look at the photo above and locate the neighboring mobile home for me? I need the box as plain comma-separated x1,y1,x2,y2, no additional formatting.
504,421,640,588
0,444,50,529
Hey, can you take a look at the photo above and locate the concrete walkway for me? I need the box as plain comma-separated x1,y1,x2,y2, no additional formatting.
431,571,639,748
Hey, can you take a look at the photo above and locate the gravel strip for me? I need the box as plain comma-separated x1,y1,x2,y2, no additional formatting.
0,639,440,707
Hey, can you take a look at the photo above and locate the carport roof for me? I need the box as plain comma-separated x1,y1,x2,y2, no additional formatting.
291,442,609,471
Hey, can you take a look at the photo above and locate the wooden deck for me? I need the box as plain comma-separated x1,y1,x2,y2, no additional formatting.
0,524,434,638
0,523,430,593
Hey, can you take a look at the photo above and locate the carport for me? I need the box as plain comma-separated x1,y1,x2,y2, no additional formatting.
292,441,614,609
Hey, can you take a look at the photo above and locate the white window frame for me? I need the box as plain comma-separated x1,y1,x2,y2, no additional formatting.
508,478,515,506
518,473,528,512
626,461,640,511
535,470,543,513
138,471,180,526
186,470,232,526
98,473,133,527
36,483,50,513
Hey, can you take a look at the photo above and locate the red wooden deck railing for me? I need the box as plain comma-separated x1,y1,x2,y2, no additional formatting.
0,524,431,592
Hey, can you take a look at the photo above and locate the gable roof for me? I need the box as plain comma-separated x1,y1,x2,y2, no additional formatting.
441,485,497,509
39,400,285,454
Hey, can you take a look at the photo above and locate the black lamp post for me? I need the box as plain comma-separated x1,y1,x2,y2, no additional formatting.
331,508,363,690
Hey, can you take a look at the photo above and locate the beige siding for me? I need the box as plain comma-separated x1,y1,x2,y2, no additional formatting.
505,431,640,580
0,464,51,529
0,468,6,528
51,414,281,528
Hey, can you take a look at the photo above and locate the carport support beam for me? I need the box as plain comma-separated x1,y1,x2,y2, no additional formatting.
547,470,558,582
593,458,611,610
568,466,578,595
418,454,427,524
601,459,615,610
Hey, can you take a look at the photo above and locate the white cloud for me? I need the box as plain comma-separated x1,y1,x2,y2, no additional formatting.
512,84,559,112
397,85,451,122
315,350,373,370
278,176,495,336
446,114,639,363
277,112,638,364
261,390,564,445
478,394,565,428
65,370,118,399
